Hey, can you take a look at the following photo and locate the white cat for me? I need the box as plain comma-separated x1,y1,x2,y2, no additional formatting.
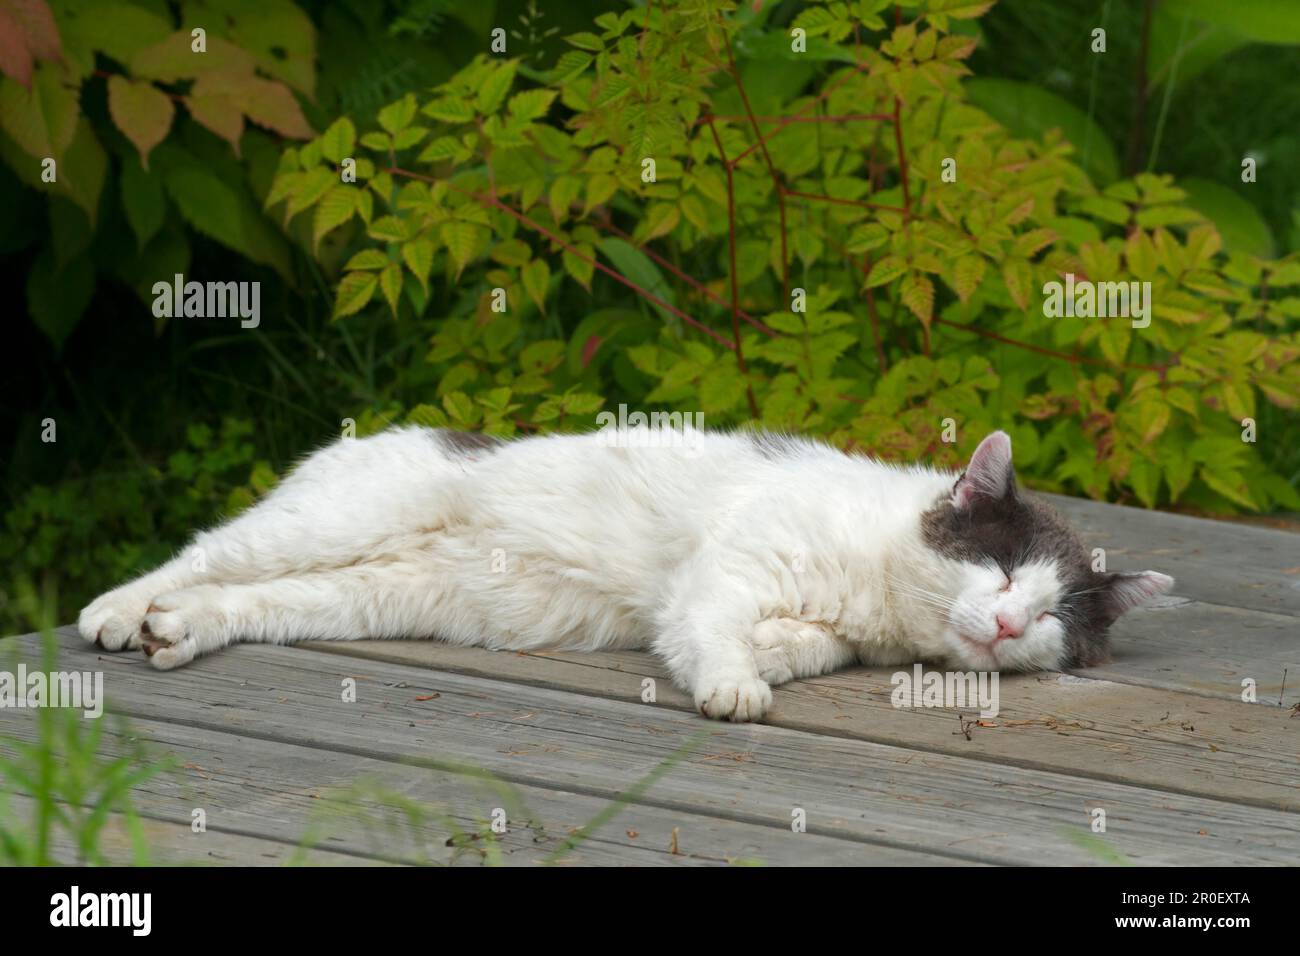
78,427,1172,721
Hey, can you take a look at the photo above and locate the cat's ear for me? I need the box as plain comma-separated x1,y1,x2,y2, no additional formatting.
951,431,1015,509
1102,571,1174,619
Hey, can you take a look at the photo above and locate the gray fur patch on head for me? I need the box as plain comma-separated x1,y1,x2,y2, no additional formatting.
438,430,504,457
921,489,1114,666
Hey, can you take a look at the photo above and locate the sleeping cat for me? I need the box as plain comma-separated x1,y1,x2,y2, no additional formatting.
78,427,1172,722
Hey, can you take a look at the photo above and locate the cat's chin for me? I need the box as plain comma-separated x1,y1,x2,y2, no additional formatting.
945,632,1003,671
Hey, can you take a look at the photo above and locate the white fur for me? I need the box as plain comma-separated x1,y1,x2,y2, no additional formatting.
78,427,1099,720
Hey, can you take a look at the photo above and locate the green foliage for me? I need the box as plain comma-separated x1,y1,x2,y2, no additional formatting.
0,587,172,865
270,0,1299,515
0,0,318,348
0,419,274,634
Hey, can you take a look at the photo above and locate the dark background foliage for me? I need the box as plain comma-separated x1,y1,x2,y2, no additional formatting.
3,0,1297,629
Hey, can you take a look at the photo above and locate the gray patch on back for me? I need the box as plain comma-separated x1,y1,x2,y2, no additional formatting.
746,431,801,460
439,430,504,458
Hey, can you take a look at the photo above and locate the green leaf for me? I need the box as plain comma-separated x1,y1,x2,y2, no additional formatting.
475,60,518,115
368,215,410,242
565,32,604,51
508,89,557,122
1177,177,1275,258
320,117,356,163
1000,257,1033,309
164,162,292,277
27,247,93,352
597,237,678,322
522,258,551,314
698,364,746,414
106,76,173,168
131,31,256,81
440,219,486,274
312,186,355,249
378,261,403,316
845,223,889,254
900,272,934,325
377,93,417,134
402,237,435,292
864,255,907,289
1160,0,1300,44
60,1,171,73
422,97,476,124
0,64,78,161
333,271,377,319
344,249,389,271
120,155,166,248
965,78,1119,186
951,253,986,303
57,118,109,226
563,245,595,290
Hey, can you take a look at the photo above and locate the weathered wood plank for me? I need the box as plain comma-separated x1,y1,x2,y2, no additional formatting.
0,793,392,866
1,711,942,866
1092,599,1298,699
1042,493,1300,617
301,636,1300,811
16,630,1298,865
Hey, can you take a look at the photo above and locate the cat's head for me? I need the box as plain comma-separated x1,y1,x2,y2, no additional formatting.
920,430,1173,672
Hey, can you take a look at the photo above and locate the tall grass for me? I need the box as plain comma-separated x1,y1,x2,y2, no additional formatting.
0,581,172,865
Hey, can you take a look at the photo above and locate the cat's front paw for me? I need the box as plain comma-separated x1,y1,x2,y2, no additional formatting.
694,675,772,722
78,588,150,651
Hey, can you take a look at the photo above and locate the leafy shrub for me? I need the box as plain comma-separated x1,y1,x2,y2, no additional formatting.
1,419,274,633
271,0,1299,514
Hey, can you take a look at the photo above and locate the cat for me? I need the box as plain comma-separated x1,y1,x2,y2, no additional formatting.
77,426,1173,722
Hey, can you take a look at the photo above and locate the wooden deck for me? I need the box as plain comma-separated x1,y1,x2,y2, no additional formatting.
4,494,1298,865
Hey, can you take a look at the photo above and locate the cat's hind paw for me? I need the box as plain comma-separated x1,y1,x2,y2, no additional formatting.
139,587,223,670
752,645,794,686
694,675,772,722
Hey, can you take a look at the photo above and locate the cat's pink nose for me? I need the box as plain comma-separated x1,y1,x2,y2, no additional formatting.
995,613,1023,640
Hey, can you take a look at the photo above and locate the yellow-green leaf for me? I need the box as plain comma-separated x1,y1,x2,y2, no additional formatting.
522,258,550,314
334,271,377,319
312,186,355,248
900,272,934,326
107,76,174,168
402,237,434,292
321,117,355,163
1001,257,1032,310
379,261,402,316
864,255,907,289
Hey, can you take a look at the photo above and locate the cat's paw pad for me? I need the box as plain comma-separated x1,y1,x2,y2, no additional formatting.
694,676,772,722
139,590,215,670
78,589,149,651
752,646,794,686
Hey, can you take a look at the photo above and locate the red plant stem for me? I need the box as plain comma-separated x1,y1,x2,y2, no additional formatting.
722,32,790,300
863,256,888,372
710,113,895,124
783,189,907,213
705,118,761,418
892,94,911,217
387,166,736,350
595,217,779,337
931,317,1172,374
